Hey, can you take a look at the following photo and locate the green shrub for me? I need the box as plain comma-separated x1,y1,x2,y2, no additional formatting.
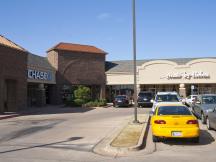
85,101,97,107
74,86,91,102
85,99,107,107
74,98,86,106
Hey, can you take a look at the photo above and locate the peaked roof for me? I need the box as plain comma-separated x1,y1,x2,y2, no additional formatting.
47,42,107,54
0,35,27,52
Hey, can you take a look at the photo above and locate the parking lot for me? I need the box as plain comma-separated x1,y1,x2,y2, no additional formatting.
0,106,215,162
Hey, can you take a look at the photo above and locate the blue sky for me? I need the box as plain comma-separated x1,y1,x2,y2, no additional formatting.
1,0,216,61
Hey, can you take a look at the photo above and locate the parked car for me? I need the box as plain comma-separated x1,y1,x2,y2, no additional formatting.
113,95,130,107
192,94,216,124
151,92,182,112
206,107,216,130
137,91,154,107
185,95,198,107
151,103,200,143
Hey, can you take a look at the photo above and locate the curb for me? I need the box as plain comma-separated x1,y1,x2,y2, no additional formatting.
0,114,20,120
93,114,150,156
129,115,150,151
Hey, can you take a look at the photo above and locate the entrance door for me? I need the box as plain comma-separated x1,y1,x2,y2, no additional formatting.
4,80,17,112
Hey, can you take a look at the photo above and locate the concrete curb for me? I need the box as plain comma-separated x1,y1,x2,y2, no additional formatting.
93,114,150,156
0,114,19,120
129,115,150,151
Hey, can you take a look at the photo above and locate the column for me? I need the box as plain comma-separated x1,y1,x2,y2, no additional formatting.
36,83,46,107
100,84,106,100
137,84,141,94
179,83,186,98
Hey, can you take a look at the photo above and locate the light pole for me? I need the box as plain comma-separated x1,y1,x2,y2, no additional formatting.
132,0,138,123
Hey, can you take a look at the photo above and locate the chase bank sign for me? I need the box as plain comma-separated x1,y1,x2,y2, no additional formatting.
28,69,52,81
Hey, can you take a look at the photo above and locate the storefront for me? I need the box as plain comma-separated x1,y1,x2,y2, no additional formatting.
106,58,216,99
3,34,216,109
47,42,107,104
1,35,106,110
27,54,56,107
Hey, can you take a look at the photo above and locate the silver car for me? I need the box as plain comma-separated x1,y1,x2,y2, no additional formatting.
206,107,216,130
192,94,216,124
151,92,182,112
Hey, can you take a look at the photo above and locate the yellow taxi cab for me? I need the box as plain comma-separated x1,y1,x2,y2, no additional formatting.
151,103,200,143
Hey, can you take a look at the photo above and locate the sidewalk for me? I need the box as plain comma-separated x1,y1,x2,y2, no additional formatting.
0,113,19,120
93,114,150,156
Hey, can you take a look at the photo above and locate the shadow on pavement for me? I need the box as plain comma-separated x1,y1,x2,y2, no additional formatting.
161,129,215,146
19,106,95,116
0,136,86,154
0,121,62,143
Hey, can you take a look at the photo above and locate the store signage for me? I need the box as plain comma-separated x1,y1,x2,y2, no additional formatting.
28,69,52,81
164,71,210,80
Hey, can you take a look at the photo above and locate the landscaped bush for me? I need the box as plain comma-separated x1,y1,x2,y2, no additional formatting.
85,99,107,107
64,86,107,107
74,98,86,106
74,86,91,103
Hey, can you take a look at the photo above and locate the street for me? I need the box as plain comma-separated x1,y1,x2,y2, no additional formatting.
0,106,216,162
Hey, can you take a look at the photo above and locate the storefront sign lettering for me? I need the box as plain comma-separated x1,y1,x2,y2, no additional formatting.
28,69,52,81
165,71,210,80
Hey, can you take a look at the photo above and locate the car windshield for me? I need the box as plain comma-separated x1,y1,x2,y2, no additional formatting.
156,94,179,102
158,106,191,115
139,93,153,97
115,96,126,99
202,96,216,104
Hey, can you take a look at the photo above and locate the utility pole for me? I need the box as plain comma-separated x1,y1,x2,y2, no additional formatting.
132,0,138,123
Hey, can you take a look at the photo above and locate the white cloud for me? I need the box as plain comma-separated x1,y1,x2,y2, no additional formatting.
97,13,111,20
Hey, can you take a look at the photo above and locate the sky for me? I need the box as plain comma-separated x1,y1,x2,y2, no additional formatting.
1,0,216,61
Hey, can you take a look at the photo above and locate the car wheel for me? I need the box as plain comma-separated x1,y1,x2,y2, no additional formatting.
206,117,212,130
152,135,160,142
191,137,199,143
201,113,206,124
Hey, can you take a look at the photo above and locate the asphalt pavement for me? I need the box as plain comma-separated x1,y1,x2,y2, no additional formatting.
0,106,215,162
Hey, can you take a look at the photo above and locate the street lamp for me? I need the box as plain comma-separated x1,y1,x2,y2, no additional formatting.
132,0,138,123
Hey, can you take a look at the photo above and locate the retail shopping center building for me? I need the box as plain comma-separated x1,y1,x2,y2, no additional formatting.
1,35,216,112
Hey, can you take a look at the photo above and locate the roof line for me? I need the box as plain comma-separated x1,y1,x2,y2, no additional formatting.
107,56,216,62
0,34,28,52
47,42,107,54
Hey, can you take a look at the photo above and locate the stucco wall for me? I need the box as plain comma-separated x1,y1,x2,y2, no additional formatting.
106,73,134,85
106,58,216,85
137,59,216,84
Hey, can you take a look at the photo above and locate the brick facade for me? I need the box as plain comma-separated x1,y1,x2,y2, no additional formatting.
0,45,27,113
48,49,106,104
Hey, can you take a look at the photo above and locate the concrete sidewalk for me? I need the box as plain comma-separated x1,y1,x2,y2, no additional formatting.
93,114,150,156
0,113,19,120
